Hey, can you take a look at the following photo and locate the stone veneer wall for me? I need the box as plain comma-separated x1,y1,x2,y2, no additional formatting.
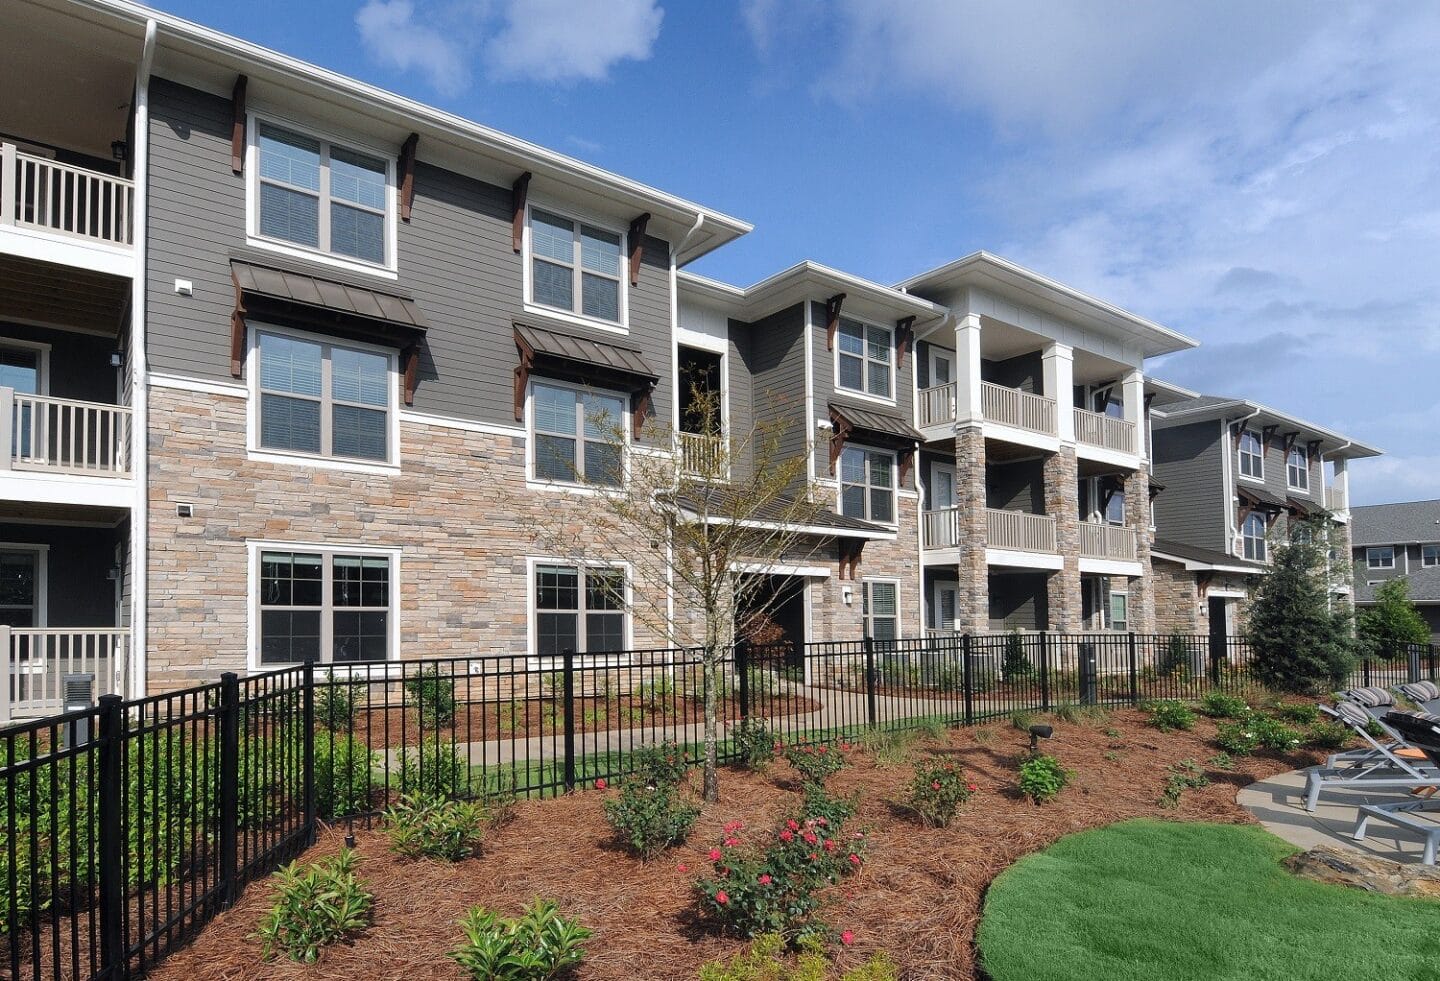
1043,447,1081,630
1152,559,1202,634
953,426,989,632
1124,471,1156,634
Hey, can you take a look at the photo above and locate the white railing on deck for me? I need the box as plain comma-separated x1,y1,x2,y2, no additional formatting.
922,506,962,549
1074,407,1137,454
986,508,1057,553
981,382,1056,436
1,143,134,247
918,383,957,428
1079,521,1138,560
678,432,727,476
1,390,132,477
1326,483,1349,512
4,628,130,721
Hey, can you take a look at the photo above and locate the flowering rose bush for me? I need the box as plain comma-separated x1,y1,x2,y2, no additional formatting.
602,778,700,859
783,743,847,786
633,739,689,788
905,760,977,828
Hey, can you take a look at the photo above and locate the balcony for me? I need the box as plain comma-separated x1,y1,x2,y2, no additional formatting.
918,382,956,429
2,391,132,478
982,382,1057,437
1079,521,1138,561
1325,482,1349,512
677,432,727,477
1074,406,1137,455
3,627,130,721
987,508,1057,553
2,143,133,248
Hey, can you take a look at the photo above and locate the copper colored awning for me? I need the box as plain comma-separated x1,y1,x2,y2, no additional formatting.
513,323,659,431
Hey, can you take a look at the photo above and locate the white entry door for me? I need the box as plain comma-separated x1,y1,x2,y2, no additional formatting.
928,347,954,387
932,581,959,631
931,463,957,510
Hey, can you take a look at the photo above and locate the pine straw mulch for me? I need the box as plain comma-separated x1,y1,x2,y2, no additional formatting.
148,708,1326,981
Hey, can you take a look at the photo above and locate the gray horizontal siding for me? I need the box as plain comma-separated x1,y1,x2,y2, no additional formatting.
743,303,808,485
0,523,122,627
1152,420,1227,552
726,320,755,481
986,459,1045,513
989,572,1048,631
981,352,1043,395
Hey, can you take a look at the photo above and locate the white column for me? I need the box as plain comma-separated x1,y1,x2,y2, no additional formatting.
1332,457,1350,512
954,314,983,427
1042,342,1074,443
1121,368,1145,458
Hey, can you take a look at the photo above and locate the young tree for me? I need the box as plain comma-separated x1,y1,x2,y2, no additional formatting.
528,388,829,801
1245,516,1355,693
1357,578,1431,659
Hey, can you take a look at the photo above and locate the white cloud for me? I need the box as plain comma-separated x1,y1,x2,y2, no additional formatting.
356,0,662,91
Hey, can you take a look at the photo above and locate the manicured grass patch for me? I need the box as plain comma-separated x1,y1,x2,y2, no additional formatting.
978,819,1440,981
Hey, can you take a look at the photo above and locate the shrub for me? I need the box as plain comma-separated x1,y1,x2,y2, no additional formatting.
858,728,917,767
1001,631,1033,681
1306,721,1352,751
315,670,365,732
1208,752,1236,770
733,718,776,769
315,731,377,820
1009,710,1036,731
699,933,899,981
906,759,977,828
602,779,700,859
1275,703,1320,725
1142,699,1196,732
1198,691,1250,719
1246,523,1356,693
398,742,469,797
633,738,689,787
405,666,457,727
255,849,373,963
1159,632,1193,678
449,900,591,981
1251,716,1303,752
1159,760,1210,808
784,743,847,785
1017,753,1071,805
800,782,859,828
383,793,486,861
1214,721,1261,756
1054,704,1109,725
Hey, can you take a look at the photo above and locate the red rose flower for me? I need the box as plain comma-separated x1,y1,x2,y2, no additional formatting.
709,849,723,862
779,830,794,842
841,930,855,946
594,779,607,790
715,890,729,905
848,853,861,866
787,819,800,830
758,873,772,885
931,781,941,790
803,831,818,844
677,863,688,873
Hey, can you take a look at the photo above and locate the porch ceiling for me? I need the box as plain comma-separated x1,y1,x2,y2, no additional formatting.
0,255,128,336
0,500,128,526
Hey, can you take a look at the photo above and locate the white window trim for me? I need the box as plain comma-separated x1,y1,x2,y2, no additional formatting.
833,316,897,407
0,543,49,628
1107,585,1129,633
244,322,402,474
926,345,955,389
524,375,631,493
931,579,958,631
836,443,899,527
1286,447,1310,492
244,112,399,279
861,577,902,641
1423,545,1440,568
521,202,630,336
524,556,634,665
0,337,52,396
1242,513,1268,562
1237,429,1265,483
245,539,402,671
1367,546,1396,570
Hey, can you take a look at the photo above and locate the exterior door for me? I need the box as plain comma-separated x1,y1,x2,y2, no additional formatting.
928,348,954,388
932,581,959,631
931,463,957,510
1207,596,1229,677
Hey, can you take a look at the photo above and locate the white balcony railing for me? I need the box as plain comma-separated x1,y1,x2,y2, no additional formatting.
677,431,727,476
987,508,1057,553
3,627,130,721
1,390,133,477
981,382,1057,436
918,382,957,429
2,143,134,248
1074,407,1137,454
1326,483,1349,512
921,506,962,549
1079,521,1138,561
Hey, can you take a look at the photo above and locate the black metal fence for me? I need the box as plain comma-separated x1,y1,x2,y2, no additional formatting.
1,634,1435,980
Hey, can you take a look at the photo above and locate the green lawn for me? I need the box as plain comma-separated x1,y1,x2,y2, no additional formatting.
978,819,1440,981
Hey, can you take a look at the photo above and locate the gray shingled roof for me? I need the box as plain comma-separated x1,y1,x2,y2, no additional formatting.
1352,499,1440,546
1354,567,1440,605
1152,538,1267,572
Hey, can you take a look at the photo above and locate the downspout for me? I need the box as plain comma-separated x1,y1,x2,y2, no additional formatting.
129,19,158,699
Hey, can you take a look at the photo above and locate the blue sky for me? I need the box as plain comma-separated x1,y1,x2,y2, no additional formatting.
155,0,1440,506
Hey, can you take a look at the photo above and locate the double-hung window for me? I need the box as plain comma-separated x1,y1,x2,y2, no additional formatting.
1287,447,1309,491
1107,588,1129,632
529,209,624,324
836,318,892,400
1242,512,1267,562
862,580,898,644
839,446,895,524
1424,545,1440,568
1367,546,1395,570
1238,430,1263,479
531,381,625,486
256,330,393,463
255,123,390,266
534,564,626,658
258,549,393,664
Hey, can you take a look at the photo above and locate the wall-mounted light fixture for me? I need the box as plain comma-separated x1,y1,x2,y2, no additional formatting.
110,140,127,161
109,352,123,368
841,584,853,606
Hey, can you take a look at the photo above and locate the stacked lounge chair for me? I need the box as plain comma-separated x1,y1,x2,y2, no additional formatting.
1351,710,1440,865
1303,701,1440,812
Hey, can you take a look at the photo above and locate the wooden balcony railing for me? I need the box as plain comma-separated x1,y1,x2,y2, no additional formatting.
981,382,1056,436
1074,407,1137,454
922,506,962,549
3,627,130,721
1,143,134,247
917,382,957,429
678,431,727,476
2,390,133,477
1079,521,1138,560
986,508,1057,553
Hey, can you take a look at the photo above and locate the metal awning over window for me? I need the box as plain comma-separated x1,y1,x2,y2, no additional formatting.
514,322,659,431
828,399,922,484
1237,485,1286,512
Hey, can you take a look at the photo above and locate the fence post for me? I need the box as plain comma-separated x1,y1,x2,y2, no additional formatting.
1407,644,1422,684
96,693,125,978
961,634,974,728
1127,632,1139,704
217,671,239,909
301,662,316,845
1038,631,1050,712
562,650,576,793
863,637,878,728
1431,644,1438,683
1079,644,1097,706
735,640,750,721
1363,657,1372,688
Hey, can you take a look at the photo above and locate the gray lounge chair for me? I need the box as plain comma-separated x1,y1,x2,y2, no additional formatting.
1303,702,1440,812
1352,710,1440,865
1396,681,1440,715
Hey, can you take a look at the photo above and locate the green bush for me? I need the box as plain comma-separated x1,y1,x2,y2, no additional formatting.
315,731,377,820
1018,753,1071,804
632,739,689,788
405,666,457,727
1159,633,1193,679
699,933,899,981
1251,716,1304,752
383,793,486,861
1142,699,1196,732
732,718,777,770
1306,721,1352,751
907,759,977,828
601,779,700,859
1002,632,1033,681
1214,721,1261,756
1275,703,1320,725
1159,760,1210,808
398,742,469,797
800,781,859,828
1009,710,1036,731
448,900,591,981
255,849,373,963
1198,691,1250,719
784,743,847,785
316,670,366,732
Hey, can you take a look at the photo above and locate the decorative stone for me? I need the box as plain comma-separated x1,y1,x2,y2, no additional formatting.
1282,846,1440,898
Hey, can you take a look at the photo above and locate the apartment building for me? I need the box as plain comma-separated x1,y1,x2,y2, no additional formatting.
0,0,1382,713
1351,499,1440,643
1148,395,1379,638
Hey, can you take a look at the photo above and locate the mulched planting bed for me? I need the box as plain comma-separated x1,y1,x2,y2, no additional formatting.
149,707,1327,981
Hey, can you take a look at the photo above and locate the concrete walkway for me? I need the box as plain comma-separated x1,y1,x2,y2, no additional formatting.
1238,767,1439,865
